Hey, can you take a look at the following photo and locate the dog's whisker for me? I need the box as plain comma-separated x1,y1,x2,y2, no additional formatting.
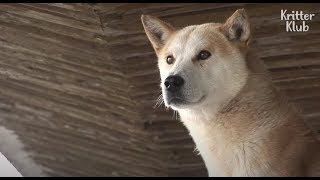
153,94,164,109
171,110,179,121
172,110,175,120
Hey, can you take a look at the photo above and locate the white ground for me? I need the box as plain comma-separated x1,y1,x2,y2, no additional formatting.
0,126,45,177
0,152,22,177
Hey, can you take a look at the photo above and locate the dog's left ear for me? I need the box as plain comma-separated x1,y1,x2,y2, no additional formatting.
220,9,250,43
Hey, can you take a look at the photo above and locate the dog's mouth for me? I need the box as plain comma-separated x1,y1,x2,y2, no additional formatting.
168,95,206,108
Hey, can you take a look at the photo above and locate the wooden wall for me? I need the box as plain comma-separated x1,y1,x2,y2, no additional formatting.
0,3,319,176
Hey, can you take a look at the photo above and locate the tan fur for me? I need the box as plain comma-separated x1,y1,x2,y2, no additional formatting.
142,9,320,177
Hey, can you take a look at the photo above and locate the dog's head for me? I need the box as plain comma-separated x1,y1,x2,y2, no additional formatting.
141,9,251,111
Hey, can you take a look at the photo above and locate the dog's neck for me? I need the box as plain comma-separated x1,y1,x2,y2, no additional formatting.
177,52,315,176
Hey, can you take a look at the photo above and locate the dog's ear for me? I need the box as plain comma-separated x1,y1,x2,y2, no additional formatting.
220,9,250,43
141,15,175,52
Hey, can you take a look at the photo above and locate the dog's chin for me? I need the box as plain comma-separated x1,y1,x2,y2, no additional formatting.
166,95,206,110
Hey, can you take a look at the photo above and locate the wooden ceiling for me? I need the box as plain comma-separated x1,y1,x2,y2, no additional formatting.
0,3,319,176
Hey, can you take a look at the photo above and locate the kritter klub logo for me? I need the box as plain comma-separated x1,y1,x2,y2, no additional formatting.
281,9,316,32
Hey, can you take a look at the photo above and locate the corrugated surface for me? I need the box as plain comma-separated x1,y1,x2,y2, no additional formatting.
0,3,319,176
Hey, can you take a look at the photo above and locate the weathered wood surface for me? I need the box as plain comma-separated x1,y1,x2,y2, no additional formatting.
0,3,319,176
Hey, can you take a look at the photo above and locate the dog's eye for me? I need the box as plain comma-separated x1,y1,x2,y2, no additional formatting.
198,50,211,60
166,55,175,65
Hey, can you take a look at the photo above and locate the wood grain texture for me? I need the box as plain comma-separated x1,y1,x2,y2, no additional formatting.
0,3,319,176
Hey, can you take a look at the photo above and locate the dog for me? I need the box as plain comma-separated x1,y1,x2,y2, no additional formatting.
141,9,320,176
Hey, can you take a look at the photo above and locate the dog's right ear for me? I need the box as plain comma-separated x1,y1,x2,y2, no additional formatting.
141,15,175,52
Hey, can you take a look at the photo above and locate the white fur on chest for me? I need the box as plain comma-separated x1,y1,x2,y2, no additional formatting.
179,110,226,176
179,110,265,177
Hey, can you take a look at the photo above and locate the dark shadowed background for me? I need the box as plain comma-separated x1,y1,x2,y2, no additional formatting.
0,3,319,177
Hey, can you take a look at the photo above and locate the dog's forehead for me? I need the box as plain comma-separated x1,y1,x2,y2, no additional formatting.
167,23,223,54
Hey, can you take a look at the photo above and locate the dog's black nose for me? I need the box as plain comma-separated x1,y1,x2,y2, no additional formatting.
164,75,185,92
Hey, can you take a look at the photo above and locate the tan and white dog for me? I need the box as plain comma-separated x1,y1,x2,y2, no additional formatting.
141,9,320,177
